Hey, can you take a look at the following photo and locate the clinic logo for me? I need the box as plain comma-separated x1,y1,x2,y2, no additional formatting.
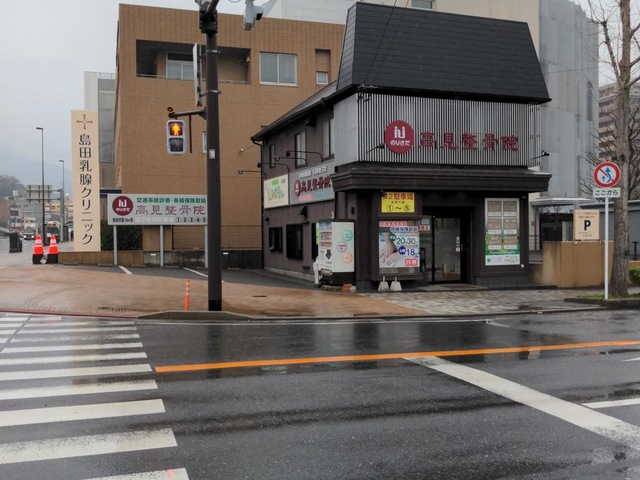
385,120,414,154
112,196,134,216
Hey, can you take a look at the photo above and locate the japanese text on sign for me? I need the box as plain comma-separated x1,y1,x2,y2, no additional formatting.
107,194,208,225
71,110,101,251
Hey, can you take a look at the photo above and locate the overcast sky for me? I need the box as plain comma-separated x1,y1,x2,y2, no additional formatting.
0,0,245,190
0,0,598,191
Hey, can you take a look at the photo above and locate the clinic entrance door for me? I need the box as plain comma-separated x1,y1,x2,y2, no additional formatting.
419,212,470,284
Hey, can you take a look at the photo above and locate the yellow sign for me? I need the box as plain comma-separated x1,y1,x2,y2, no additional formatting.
573,209,600,241
381,192,415,213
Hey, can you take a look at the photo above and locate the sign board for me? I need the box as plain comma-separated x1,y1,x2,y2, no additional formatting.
593,187,621,199
381,192,415,213
71,110,101,251
289,162,335,205
593,162,621,188
378,221,421,275
263,175,289,209
107,194,207,225
573,209,600,241
484,198,520,266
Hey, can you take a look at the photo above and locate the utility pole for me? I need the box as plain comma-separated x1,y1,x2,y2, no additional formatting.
196,0,222,311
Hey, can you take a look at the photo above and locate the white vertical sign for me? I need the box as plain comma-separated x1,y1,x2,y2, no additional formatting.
71,110,101,251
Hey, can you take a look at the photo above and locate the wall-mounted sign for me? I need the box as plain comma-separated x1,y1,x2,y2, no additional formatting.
71,110,101,251
573,210,600,241
385,120,414,154
263,174,289,209
107,194,207,225
484,198,520,266
381,192,415,213
289,162,335,205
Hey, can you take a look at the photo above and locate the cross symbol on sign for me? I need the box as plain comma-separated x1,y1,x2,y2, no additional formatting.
76,114,94,130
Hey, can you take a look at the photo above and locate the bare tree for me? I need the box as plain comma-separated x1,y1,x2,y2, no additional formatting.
580,100,640,198
587,0,639,297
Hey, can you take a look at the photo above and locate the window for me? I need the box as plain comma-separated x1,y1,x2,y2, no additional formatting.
412,0,434,9
167,52,194,80
260,52,297,85
316,71,329,85
286,224,303,259
269,227,283,252
295,131,307,168
268,144,276,168
322,118,335,159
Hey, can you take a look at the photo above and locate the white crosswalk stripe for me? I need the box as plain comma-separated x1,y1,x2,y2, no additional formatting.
0,399,165,427
84,469,190,480
3,342,144,353
0,429,178,465
0,379,157,400
18,326,138,334
10,333,141,342
0,364,152,382
0,313,187,478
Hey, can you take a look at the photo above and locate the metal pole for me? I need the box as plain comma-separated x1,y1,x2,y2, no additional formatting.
605,197,609,300
59,160,65,242
113,225,118,265
36,127,45,244
200,1,222,311
160,225,164,267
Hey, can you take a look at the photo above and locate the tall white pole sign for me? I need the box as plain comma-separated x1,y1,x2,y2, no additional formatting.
71,111,101,252
593,161,621,300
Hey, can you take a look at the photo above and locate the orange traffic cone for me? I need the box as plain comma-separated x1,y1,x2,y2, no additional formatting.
46,235,59,264
32,235,45,264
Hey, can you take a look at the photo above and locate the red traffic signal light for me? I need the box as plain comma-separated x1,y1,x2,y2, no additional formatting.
167,120,186,154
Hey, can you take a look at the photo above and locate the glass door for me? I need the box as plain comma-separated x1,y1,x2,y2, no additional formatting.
420,215,463,284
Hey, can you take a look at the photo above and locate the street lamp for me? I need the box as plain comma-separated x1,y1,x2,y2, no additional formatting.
36,127,45,245
59,159,65,242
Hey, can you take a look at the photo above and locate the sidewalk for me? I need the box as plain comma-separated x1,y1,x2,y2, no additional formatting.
0,251,628,318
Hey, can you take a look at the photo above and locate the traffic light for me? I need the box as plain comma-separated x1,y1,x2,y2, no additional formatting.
244,0,264,31
167,120,186,154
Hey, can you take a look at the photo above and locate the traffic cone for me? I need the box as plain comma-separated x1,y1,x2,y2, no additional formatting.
32,235,45,264
46,235,59,264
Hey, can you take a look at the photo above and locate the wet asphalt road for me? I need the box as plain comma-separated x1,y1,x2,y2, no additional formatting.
3,310,640,478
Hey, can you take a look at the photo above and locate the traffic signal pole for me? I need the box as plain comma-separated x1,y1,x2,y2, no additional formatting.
199,1,222,311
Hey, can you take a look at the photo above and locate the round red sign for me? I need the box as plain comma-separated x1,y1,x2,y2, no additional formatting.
294,180,301,197
593,162,621,188
385,120,414,154
112,195,134,216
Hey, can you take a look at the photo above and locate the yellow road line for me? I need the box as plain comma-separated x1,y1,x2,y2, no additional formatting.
155,340,640,373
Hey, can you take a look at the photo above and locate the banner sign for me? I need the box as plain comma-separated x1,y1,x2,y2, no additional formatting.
107,194,207,225
289,162,335,205
381,192,415,213
71,110,101,251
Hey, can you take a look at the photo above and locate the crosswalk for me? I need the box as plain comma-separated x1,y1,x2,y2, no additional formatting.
0,313,188,479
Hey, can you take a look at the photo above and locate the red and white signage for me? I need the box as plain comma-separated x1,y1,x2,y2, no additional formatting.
593,162,621,188
385,120,414,154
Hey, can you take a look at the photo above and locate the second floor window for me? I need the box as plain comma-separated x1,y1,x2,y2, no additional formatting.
295,131,306,168
260,52,297,85
412,0,434,9
167,52,194,81
322,118,335,159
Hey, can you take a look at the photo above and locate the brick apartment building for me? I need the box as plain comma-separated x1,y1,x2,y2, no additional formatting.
114,5,344,266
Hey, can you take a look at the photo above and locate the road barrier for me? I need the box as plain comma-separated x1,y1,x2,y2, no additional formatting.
32,235,44,264
46,235,59,264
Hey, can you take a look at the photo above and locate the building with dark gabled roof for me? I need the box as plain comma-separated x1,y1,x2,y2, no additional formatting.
252,3,552,290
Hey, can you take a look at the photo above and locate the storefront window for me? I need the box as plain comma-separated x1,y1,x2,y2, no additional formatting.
286,224,303,259
269,227,283,252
